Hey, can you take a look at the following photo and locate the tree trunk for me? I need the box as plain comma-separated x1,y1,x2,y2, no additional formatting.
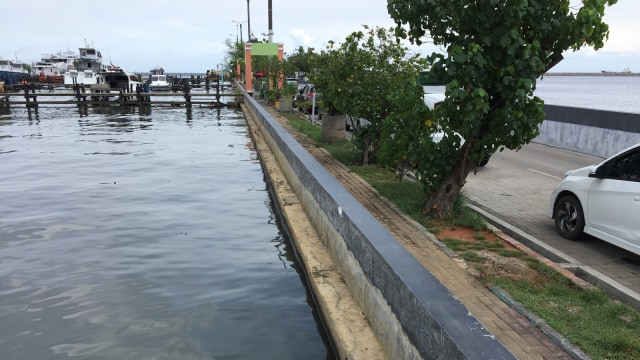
362,140,370,166
424,156,474,218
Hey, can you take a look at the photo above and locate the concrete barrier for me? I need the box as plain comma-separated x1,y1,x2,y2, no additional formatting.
242,92,515,359
536,105,640,158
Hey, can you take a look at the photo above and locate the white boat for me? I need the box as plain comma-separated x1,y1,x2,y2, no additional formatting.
32,61,63,83
89,67,143,100
32,50,77,84
64,42,108,88
149,73,171,91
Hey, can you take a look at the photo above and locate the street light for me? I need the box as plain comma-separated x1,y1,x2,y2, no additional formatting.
231,20,247,43
261,31,274,43
233,25,238,44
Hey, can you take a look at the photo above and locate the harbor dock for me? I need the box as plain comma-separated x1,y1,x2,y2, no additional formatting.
0,85,242,109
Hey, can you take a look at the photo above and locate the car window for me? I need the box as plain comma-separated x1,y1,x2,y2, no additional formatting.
608,150,640,181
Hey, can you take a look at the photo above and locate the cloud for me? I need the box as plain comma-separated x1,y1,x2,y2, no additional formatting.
1,0,638,73
289,29,316,49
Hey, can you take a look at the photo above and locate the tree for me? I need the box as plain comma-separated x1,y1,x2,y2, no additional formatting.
311,26,427,165
286,46,318,77
223,39,245,81
386,0,617,217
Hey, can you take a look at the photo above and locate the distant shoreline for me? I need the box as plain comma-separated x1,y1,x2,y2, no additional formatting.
545,72,639,76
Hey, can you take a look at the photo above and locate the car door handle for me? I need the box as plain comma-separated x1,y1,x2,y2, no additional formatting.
635,194,640,203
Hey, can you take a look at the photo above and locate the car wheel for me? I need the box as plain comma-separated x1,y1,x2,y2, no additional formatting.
554,195,585,240
476,156,490,167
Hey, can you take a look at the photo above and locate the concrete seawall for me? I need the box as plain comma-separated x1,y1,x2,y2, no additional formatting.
242,92,515,359
536,105,640,158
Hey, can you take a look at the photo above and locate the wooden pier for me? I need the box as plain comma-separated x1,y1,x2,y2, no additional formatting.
0,85,243,109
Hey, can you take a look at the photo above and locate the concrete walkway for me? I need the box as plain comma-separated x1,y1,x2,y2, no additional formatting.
254,101,578,359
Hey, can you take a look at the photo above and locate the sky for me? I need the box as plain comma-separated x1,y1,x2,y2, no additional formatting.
2,0,638,74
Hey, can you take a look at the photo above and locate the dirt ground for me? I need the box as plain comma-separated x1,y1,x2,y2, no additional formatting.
433,224,541,283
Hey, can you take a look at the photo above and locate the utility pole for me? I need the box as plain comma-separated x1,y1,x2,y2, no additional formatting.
268,0,273,43
246,0,251,42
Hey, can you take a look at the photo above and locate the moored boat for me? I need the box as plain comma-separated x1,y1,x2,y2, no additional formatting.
64,42,107,88
90,67,142,100
32,61,64,84
149,66,165,75
149,73,171,91
32,50,77,84
0,58,30,85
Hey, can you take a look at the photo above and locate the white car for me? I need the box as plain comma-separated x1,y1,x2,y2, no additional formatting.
345,93,445,132
549,142,640,255
345,92,490,165
345,114,371,131
423,93,491,166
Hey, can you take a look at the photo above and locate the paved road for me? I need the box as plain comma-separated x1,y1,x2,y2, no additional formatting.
464,142,640,306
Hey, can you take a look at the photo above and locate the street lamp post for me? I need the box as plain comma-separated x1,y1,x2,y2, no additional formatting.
231,20,247,43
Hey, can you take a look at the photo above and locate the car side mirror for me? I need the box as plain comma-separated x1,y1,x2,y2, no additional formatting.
589,165,606,179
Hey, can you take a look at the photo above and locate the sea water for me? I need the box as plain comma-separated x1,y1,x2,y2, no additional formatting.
0,98,334,359
535,75,640,114
425,75,640,114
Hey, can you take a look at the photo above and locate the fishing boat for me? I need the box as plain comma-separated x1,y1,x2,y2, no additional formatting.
0,58,30,85
63,42,108,88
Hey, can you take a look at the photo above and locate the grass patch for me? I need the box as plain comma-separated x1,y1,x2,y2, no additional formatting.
490,267,640,359
459,250,487,263
287,117,322,142
441,238,467,251
324,140,360,165
494,248,528,258
447,195,488,231
273,107,640,360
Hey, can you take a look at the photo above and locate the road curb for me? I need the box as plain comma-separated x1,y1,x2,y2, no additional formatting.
488,286,591,360
467,202,640,312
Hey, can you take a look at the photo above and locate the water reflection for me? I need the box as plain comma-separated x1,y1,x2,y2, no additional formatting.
0,103,10,116
0,103,335,359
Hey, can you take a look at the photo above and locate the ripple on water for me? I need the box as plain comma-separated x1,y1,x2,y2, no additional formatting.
0,104,333,359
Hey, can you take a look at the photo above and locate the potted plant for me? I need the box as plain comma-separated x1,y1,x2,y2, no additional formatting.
266,89,281,106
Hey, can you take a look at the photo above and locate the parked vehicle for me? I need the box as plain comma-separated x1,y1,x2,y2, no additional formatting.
345,92,490,166
345,93,447,131
285,77,298,88
424,93,491,166
549,142,640,256
292,83,320,114
345,115,371,131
